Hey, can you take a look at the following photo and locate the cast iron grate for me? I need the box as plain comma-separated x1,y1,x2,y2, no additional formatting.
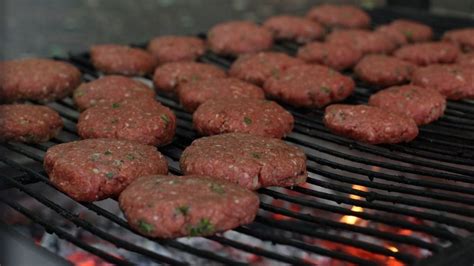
1,7,474,266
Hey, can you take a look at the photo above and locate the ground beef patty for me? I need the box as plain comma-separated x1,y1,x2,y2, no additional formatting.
0,104,63,143
324,104,419,144
207,21,273,56
263,64,355,108
369,85,446,125
153,62,226,93
44,139,168,202
180,133,307,190
297,42,362,71
0,58,81,103
193,98,293,138
375,25,408,47
147,36,206,65
384,19,433,43
306,4,370,29
442,28,474,52
73,75,155,111
119,175,259,238
456,52,474,67
326,29,397,55
394,42,460,66
354,55,416,87
263,15,325,43
411,64,474,100
229,52,304,86
77,98,176,146
177,77,265,112
90,44,156,76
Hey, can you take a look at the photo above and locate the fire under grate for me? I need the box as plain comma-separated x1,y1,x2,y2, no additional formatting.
1,7,474,266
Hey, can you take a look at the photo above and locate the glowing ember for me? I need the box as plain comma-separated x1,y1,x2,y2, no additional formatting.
67,251,114,266
339,185,368,225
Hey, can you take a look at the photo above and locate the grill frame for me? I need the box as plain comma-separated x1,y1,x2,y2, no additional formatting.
1,6,474,266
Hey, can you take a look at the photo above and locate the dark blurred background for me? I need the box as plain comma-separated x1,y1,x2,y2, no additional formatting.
1,0,473,60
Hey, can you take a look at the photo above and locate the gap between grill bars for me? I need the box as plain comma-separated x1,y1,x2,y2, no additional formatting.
1,6,474,266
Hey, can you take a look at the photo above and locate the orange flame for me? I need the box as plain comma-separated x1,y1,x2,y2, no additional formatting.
339,185,368,225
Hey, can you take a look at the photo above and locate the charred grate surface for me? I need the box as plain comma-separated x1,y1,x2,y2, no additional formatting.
1,7,474,266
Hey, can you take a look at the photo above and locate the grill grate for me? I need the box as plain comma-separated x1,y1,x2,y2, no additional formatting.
1,7,474,266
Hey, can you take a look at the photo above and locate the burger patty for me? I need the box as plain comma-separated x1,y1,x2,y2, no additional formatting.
90,44,156,76
411,64,474,100
73,75,156,111
442,28,474,52
394,42,460,66
44,138,168,202
297,42,362,71
147,36,206,65
77,98,176,146
263,64,355,108
153,62,226,93
263,15,325,43
375,25,408,47
180,133,307,190
229,52,304,86
193,98,294,139
369,85,446,125
326,29,397,55
324,104,419,144
383,19,433,43
0,104,63,143
207,21,273,56
0,58,81,103
306,4,370,29
456,52,474,67
118,175,259,238
354,55,416,87
177,77,265,112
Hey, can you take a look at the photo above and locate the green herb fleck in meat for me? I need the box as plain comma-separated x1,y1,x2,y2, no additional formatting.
104,150,112,156
320,86,331,94
210,183,225,195
403,30,413,41
187,218,214,236
161,114,170,126
112,103,121,108
271,68,280,79
126,154,135,160
90,153,101,161
110,118,119,124
112,159,123,167
251,152,261,159
75,90,85,97
243,117,252,125
105,172,115,179
137,219,154,233
176,205,190,216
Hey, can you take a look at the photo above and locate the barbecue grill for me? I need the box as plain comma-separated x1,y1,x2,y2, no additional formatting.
1,7,474,266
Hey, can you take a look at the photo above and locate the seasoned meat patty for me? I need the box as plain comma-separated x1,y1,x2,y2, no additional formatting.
383,19,433,43
0,58,81,103
90,44,156,76
263,15,325,43
263,64,355,108
180,133,307,190
324,104,419,144
442,28,474,52
354,55,416,87
153,62,226,93
177,77,264,112
147,36,206,65
369,85,446,125
77,98,176,146
73,75,155,111
326,29,397,55
0,104,63,143
411,64,474,100
44,139,168,202
119,175,259,238
229,52,304,86
394,42,460,66
297,41,362,71
375,25,408,47
207,21,273,56
306,4,370,29
193,98,294,138
456,52,474,67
